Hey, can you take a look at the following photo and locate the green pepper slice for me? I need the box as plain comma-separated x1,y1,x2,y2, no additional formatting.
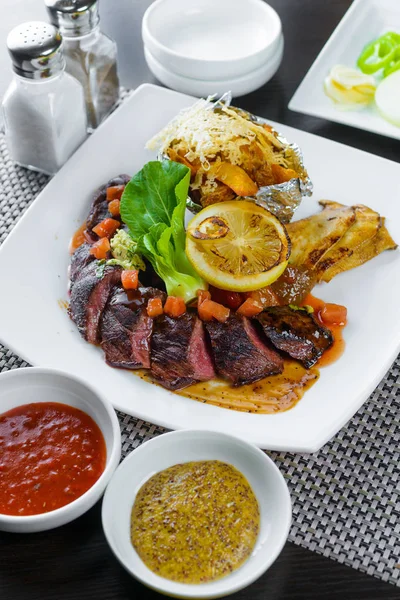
357,32,400,74
383,46,400,77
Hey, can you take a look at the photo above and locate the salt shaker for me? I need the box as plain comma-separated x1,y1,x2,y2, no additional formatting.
45,0,120,131
2,22,87,176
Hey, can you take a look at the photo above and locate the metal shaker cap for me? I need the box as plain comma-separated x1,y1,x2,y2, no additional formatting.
7,22,65,80
45,0,100,37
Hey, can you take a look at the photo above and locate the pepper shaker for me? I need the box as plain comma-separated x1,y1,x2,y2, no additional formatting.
45,0,120,131
2,22,87,176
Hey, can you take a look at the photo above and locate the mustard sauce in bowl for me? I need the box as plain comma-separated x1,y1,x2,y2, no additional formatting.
130,460,260,583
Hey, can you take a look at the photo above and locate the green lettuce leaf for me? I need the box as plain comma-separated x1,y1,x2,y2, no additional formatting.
121,161,205,302
120,161,190,238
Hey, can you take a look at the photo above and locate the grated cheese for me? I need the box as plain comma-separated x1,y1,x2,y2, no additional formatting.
146,97,286,169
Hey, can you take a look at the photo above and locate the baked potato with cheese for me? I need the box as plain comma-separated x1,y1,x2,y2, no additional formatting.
147,97,309,215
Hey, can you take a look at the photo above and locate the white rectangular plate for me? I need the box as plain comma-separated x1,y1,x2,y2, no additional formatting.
0,83,399,452
289,0,400,140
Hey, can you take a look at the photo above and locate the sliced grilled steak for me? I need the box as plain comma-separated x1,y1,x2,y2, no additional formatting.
151,311,215,390
205,315,283,386
69,243,95,287
256,306,333,368
86,174,130,232
100,287,166,369
68,263,121,344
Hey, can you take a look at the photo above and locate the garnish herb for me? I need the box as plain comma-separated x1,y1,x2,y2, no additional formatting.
289,304,314,314
95,260,106,279
120,161,205,302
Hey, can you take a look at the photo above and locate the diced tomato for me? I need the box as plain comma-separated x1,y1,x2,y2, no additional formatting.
245,287,281,308
197,289,211,306
209,286,243,310
319,303,347,326
236,298,263,317
106,185,125,201
121,270,139,290
164,296,186,318
198,299,230,323
108,199,120,217
92,218,120,239
89,237,110,259
147,297,163,318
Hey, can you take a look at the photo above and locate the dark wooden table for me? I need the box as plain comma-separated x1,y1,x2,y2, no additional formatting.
2,1,399,598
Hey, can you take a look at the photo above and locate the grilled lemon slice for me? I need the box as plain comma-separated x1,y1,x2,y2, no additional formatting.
186,201,290,291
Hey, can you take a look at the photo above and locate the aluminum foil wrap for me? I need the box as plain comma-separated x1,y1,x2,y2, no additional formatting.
159,93,313,223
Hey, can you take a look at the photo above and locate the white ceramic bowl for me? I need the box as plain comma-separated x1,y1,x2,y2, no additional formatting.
144,35,284,99
0,367,121,533
102,430,291,599
142,0,282,80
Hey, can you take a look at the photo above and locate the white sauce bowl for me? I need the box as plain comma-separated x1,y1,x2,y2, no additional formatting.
102,429,291,598
0,368,121,533
144,35,284,98
142,0,282,81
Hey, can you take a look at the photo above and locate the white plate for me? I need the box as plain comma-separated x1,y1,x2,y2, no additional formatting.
289,0,400,140
0,83,399,452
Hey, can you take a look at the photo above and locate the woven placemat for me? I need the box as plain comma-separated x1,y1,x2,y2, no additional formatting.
1,119,399,587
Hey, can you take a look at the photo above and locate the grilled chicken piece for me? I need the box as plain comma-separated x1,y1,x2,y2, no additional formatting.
287,203,356,271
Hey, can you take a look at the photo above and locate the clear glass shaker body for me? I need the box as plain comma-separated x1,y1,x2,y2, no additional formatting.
62,26,119,131
2,72,87,176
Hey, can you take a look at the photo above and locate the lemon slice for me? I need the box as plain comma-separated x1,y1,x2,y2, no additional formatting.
186,201,290,291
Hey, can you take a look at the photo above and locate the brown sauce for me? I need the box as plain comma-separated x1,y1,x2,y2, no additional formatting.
137,360,319,414
130,461,259,583
69,222,87,254
178,360,318,413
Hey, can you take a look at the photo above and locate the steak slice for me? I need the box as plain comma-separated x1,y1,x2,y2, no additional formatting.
86,174,130,232
68,263,121,344
151,311,215,390
256,306,333,368
205,314,283,386
100,287,166,369
69,242,95,287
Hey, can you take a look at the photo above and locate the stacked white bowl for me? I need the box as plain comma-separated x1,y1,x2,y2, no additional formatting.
142,0,284,98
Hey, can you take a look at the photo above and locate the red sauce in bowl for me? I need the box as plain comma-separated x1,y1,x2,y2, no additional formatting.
0,402,106,516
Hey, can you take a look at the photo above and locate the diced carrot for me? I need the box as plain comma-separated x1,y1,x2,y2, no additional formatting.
198,299,230,323
236,298,263,317
164,296,186,318
108,199,120,217
209,286,243,310
106,185,125,201
92,218,120,239
147,297,163,318
89,237,110,259
271,163,299,184
319,303,347,326
121,270,139,290
197,289,211,306
245,287,281,308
